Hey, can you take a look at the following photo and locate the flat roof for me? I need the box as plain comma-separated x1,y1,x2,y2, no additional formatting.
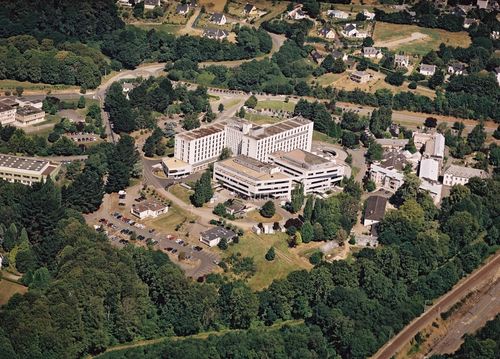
444,164,489,179
379,150,409,171
162,157,191,170
375,138,409,147
16,105,44,116
201,226,236,241
176,123,225,141
0,154,50,173
364,196,387,221
0,103,14,113
216,156,290,182
271,149,334,169
0,98,18,107
132,199,167,213
246,116,312,140
419,158,440,182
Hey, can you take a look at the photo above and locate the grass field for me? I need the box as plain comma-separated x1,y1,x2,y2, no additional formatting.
373,22,471,55
255,100,296,112
131,23,183,34
223,232,311,290
315,72,344,87
245,113,283,125
146,204,196,233
198,0,226,12
169,184,193,205
313,130,339,144
0,79,78,94
0,278,27,305
246,209,283,223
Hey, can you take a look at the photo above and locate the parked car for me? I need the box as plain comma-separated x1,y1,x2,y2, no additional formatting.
137,235,145,241
171,249,178,254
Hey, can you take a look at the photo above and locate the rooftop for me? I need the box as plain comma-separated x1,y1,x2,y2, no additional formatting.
0,98,19,108
364,196,387,221
211,13,225,22
245,116,312,140
16,105,44,116
379,150,409,171
176,123,225,141
162,157,191,170
0,154,51,172
419,158,440,182
444,164,489,179
201,226,236,241
270,149,334,169
375,138,409,147
216,155,290,182
0,103,14,113
420,64,436,72
132,199,167,213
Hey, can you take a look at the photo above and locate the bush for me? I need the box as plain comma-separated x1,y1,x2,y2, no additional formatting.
260,201,276,218
309,251,323,265
218,237,228,250
265,247,276,261
408,81,417,89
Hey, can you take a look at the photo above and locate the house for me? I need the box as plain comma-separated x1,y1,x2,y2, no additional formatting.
130,199,168,219
419,64,436,76
375,138,409,149
423,133,445,159
394,54,410,68
419,158,440,182
495,67,500,86
242,3,257,16
203,28,229,40
363,196,387,226
363,47,383,59
331,49,348,61
117,0,133,7
463,18,478,29
318,27,336,39
477,0,489,10
176,3,191,15
210,13,227,25
350,71,370,83
369,150,410,191
225,200,246,216
310,50,324,64
144,0,160,10
288,8,306,20
362,9,376,20
328,9,349,19
443,164,489,186
492,31,500,40
342,23,358,37
200,226,237,247
448,62,467,75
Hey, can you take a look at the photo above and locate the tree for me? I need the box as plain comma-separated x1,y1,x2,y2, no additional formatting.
385,71,405,86
424,117,438,128
15,86,24,96
309,251,323,265
364,180,376,192
77,95,86,109
265,247,275,261
290,184,304,213
218,103,224,112
331,58,346,73
191,170,213,207
366,142,383,162
218,147,232,161
260,201,275,218
218,237,228,250
218,282,258,329
467,123,486,151
182,115,200,130
303,196,314,222
362,37,374,47
392,173,421,206
244,95,257,109
428,70,444,89
213,203,227,217
405,138,417,153
238,107,246,118
301,221,314,243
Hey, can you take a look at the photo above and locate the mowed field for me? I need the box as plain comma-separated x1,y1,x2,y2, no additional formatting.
0,279,27,305
198,0,226,12
373,22,471,55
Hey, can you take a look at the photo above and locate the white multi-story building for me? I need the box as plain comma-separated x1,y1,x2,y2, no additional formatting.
419,158,440,182
370,164,405,192
15,106,45,127
174,123,226,172
0,103,16,126
213,156,293,200
443,165,489,186
268,149,349,194
226,117,314,162
0,154,60,185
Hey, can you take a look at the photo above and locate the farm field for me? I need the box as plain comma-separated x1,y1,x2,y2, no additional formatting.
221,232,312,291
255,100,296,112
0,278,28,306
373,22,471,55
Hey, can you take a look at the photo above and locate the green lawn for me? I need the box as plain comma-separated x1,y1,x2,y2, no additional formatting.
245,113,283,125
0,79,78,93
169,184,193,205
245,209,283,224
222,232,312,291
255,100,296,112
312,131,339,144
0,278,27,305
146,204,196,233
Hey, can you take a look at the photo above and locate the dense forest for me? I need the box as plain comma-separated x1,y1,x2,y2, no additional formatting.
0,173,498,358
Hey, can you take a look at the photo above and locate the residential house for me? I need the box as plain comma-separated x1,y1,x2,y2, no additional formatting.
331,49,348,61
225,200,246,216
117,0,133,7
350,71,370,83
318,27,336,39
463,18,478,29
242,3,257,16
211,13,227,25
363,47,383,59
310,50,324,64
375,138,409,149
394,54,410,68
288,5,306,20
328,9,349,19
492,31,499,40
477,0,489,10
369,150,409,191
447,62,467,75
423,133,445,159
363,196,387,226
362,9,376,20
342,23,358,37
144,0,160,10
419,64,436,76
176,3,191,15
200,226,237,247
203,28,229,40
443,164,489,186
495,66,500,86
131,199,168,219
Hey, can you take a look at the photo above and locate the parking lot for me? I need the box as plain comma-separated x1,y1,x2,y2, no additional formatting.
97,212,220,279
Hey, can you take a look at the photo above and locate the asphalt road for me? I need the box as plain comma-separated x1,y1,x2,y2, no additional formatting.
371,251,500,359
